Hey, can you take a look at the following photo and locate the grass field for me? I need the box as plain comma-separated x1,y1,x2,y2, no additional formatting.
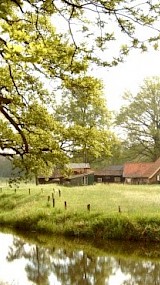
0,181,160,241
1,182,160,215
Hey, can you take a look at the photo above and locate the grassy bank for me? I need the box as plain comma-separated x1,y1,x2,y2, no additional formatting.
0,182,160,241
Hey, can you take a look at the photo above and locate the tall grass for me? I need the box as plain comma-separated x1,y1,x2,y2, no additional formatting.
0,182,160,241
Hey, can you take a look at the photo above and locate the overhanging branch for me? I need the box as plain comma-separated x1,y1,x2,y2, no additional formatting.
0,106,29,153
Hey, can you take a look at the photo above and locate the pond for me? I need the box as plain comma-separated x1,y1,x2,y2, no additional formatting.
0,230,160,285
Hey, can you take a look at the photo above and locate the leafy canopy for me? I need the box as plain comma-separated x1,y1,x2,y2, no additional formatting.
0,0,160,177
116,77,160,161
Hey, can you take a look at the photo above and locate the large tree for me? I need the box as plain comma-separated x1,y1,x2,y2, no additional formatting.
0,9,88,177
116,77,160,161
54,75,118,163
0,0,160,176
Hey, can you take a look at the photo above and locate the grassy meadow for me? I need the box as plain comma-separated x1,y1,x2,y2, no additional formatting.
1,181,160,241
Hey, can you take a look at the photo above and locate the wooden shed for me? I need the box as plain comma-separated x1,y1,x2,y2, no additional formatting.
94,165,124,183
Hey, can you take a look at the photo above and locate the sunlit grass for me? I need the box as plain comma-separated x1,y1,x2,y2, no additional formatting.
0,182,160,216
1,181,160,241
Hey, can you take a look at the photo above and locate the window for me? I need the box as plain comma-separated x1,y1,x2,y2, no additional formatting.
157,175,160,181
97,178,102,183
114,177,121,182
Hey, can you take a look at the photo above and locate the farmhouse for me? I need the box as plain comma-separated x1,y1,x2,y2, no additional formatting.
64,163,94,186
37,158,160,185
37,163,94,186
123,157,160,184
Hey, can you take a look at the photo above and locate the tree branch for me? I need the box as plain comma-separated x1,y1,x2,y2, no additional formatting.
0,106,29,153
10,0,24,13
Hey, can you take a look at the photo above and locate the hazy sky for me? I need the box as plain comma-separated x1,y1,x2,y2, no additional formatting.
100,49,160,111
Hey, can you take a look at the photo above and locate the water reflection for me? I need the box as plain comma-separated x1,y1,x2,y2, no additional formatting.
0,231,160,284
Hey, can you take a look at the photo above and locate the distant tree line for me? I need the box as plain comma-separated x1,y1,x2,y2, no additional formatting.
0,156,22,177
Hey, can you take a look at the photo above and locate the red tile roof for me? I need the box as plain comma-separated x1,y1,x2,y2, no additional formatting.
123,158,160,178
123,162,154,178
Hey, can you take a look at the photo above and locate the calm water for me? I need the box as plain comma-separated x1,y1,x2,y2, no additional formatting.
0,231,160,285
